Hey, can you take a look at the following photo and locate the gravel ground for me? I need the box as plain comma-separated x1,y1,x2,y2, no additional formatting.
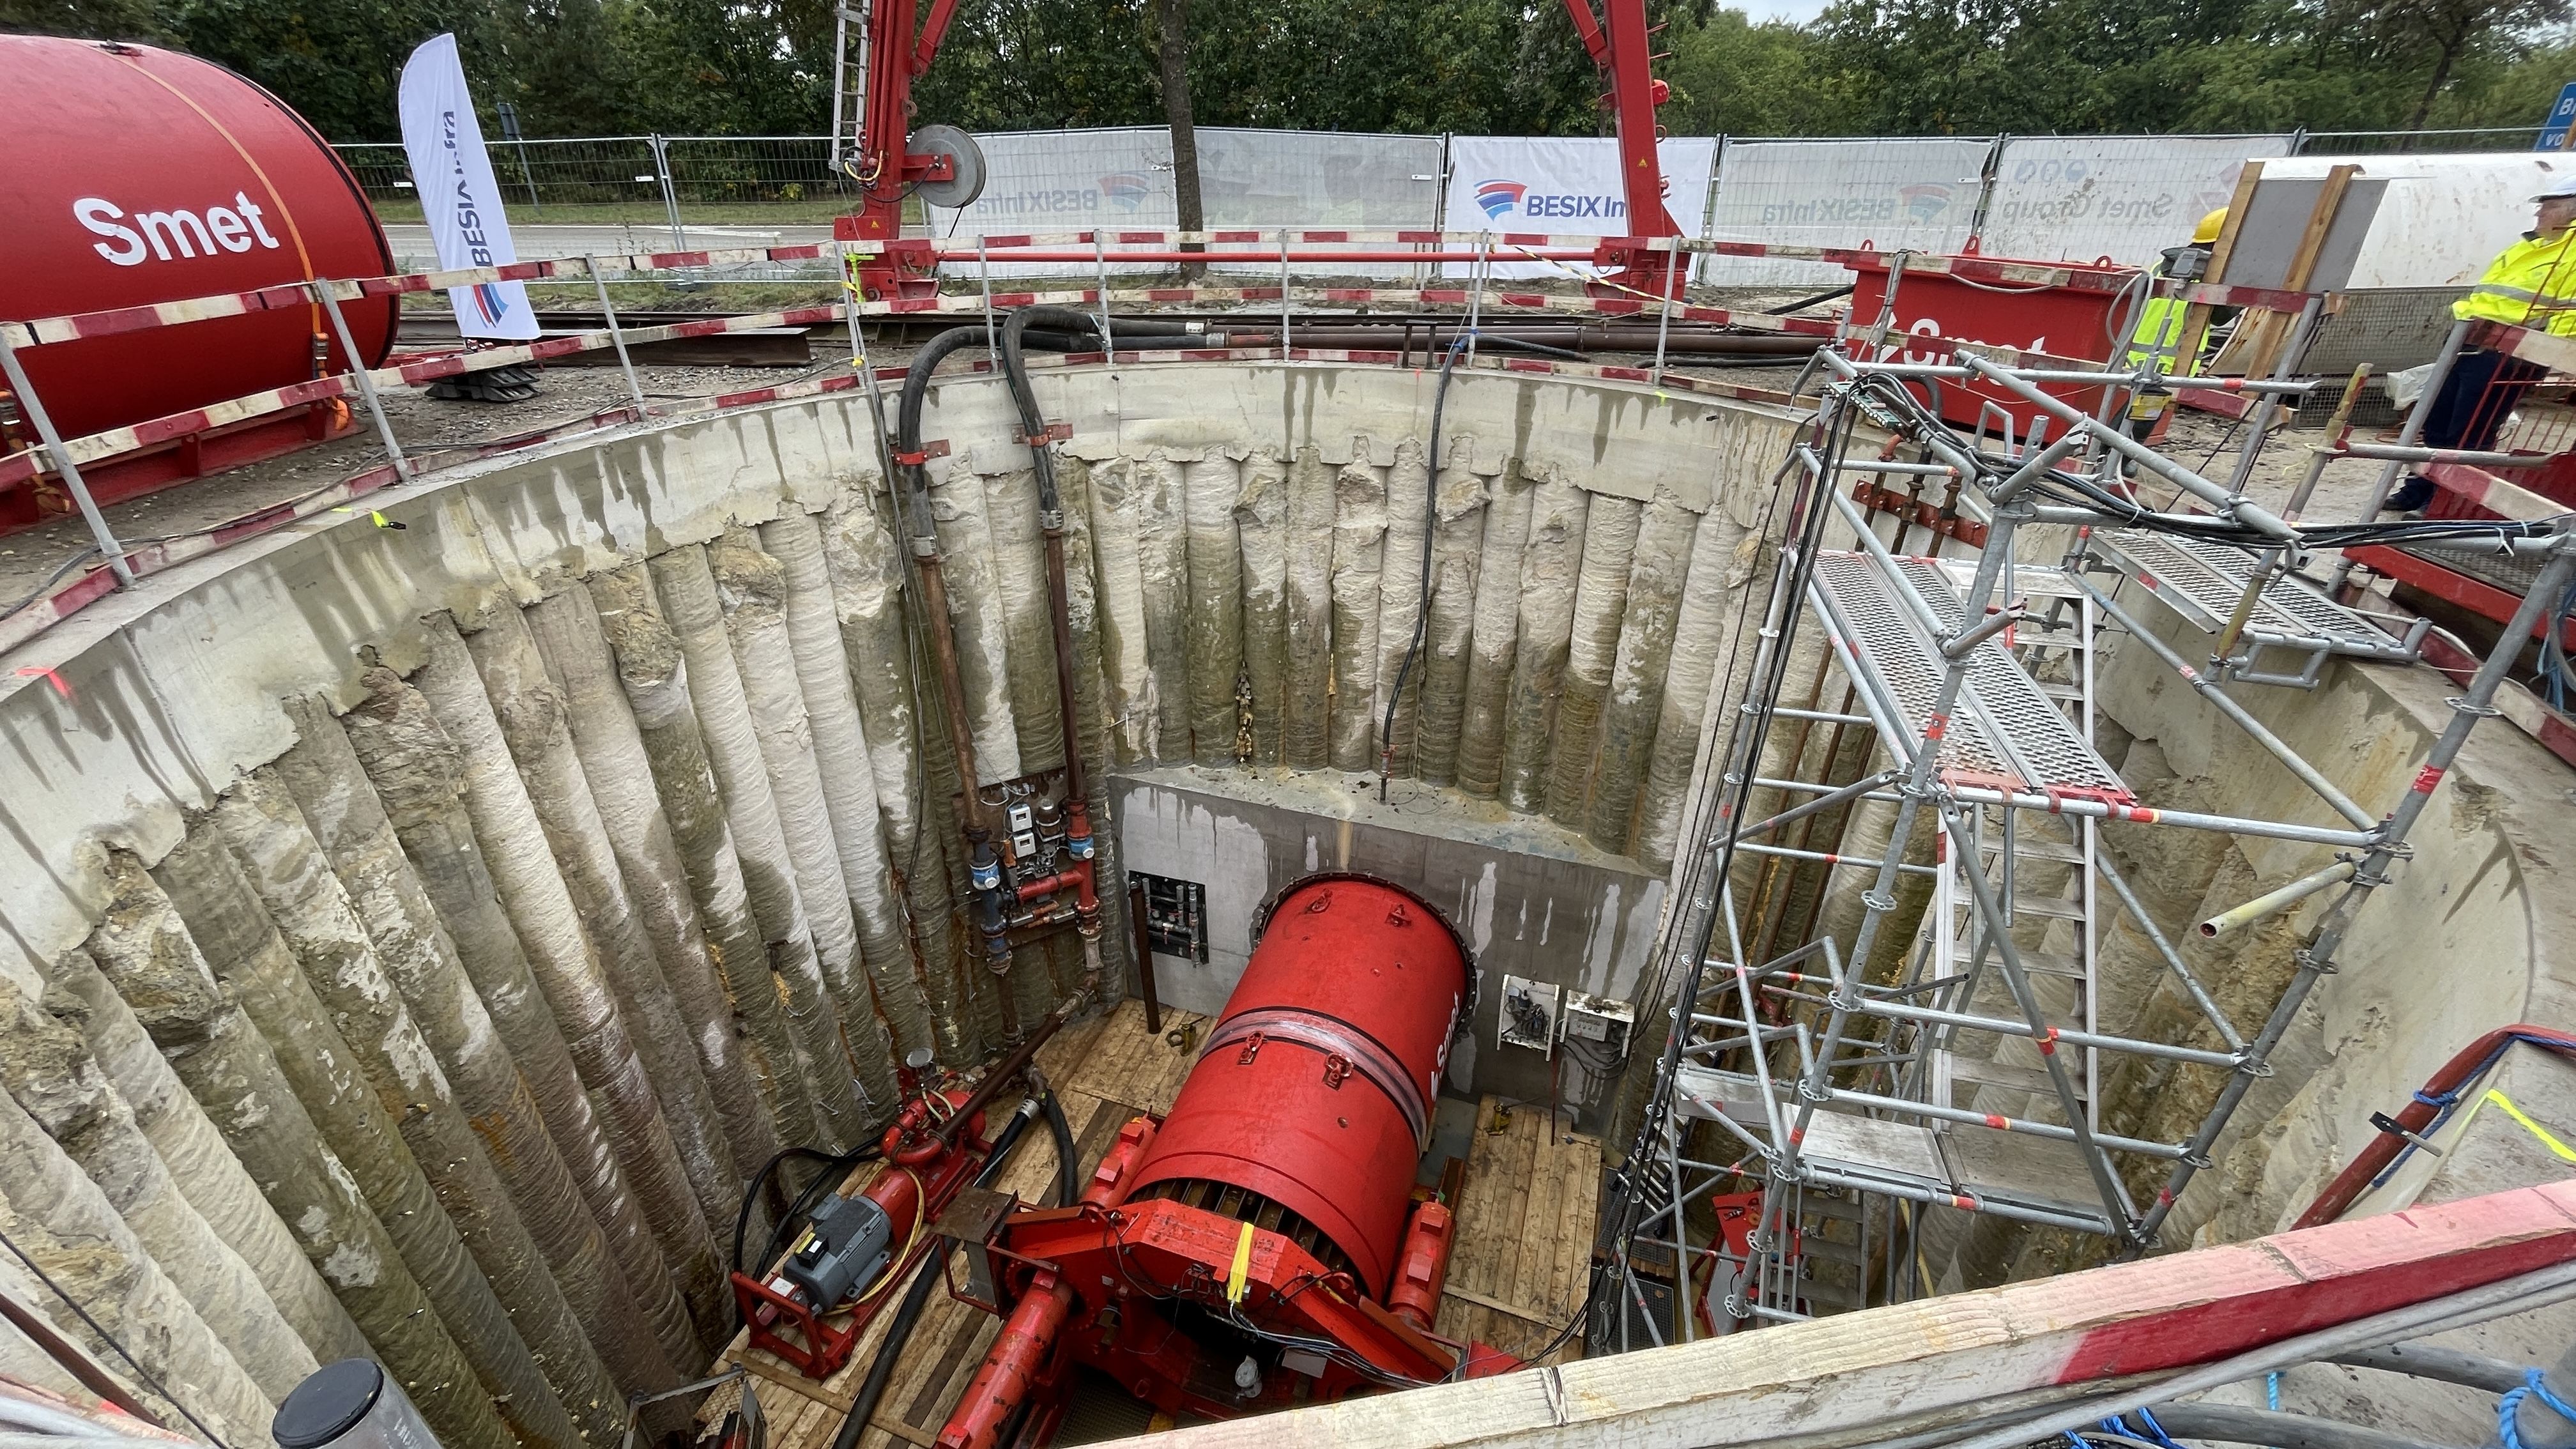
0,341,2405,611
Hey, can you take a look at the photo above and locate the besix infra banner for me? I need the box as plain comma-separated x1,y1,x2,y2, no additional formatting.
397,34,538,341
1439,137,1717,279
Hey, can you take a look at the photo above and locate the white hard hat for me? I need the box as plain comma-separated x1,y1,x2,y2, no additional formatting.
2535,172,2576,201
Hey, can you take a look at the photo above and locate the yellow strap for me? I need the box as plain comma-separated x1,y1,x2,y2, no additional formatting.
2484,1089,2576,1164
1225,1220,1256,1304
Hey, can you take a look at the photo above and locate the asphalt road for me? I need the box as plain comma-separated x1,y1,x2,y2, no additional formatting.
381,222,837,270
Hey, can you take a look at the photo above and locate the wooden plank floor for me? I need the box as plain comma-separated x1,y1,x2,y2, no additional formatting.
1431,1097,1602,1367
715,1008,1602,1447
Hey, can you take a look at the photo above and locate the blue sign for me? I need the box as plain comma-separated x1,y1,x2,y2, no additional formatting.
2538,80,2576,150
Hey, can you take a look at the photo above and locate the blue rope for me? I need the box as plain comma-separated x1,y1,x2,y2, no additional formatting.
2097,1411,2185,1449
2499,1367,2576,1449
2370,1034,2576,1195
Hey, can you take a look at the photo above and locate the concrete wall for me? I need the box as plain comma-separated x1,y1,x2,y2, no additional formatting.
1113,764,1666,1126
0,357,1797,1445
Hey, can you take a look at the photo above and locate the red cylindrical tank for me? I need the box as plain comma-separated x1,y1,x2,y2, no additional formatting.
0,36,395,448
1124,873,1471,1298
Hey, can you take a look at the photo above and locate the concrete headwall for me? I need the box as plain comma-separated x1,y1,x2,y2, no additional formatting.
1112,764,1666,1125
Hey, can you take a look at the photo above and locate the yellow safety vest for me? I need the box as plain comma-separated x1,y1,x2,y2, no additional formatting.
2125,293,2200,375
2455,228,2576,336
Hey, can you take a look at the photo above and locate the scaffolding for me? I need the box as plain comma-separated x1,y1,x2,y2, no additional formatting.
1606,339,2576,1344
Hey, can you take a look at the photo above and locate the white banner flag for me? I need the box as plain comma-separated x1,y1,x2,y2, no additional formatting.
398,34,538,341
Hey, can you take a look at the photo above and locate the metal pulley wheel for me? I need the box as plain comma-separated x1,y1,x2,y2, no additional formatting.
909,124,986,209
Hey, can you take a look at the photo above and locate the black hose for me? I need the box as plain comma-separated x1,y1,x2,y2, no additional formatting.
896,326,997,533
1763,282,1857,315
2329,1342,2529,1394
998,306,1107,514
2143,1402,2475,1449
1041,1089,1078,1209
1377,334,1468,799
732,1146,836,1274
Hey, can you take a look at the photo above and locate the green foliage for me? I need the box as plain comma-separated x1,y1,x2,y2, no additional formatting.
3,0,2571,142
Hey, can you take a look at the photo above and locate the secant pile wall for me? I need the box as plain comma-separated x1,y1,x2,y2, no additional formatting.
0,358,1799,1447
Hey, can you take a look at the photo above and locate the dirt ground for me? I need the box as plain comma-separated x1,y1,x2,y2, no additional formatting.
0,335,2402,610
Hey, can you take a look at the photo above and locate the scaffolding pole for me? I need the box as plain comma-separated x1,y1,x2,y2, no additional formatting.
1617,339,2575,1331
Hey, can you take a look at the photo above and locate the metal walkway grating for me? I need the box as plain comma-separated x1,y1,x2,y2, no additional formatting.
1671,1066,2120,1235
2093,530,2411,661
1809,551,2130,802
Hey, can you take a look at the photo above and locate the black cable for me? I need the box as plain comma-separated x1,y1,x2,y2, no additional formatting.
732,1146,842,1275
1040,1089,1078,1209
0,1225,231,1449
1378,333,1470,801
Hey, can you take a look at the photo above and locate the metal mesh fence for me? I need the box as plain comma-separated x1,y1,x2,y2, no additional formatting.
333,126,2556,289
1700,137,1993,288
2301,126,2542,155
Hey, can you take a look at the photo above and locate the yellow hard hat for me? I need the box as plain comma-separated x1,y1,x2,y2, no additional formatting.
2191,206,2227,245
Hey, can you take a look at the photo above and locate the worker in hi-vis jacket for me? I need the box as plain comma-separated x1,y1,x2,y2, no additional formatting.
2386,172,2576,513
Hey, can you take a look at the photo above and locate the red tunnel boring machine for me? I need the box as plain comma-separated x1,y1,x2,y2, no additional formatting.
937,873,1516,1448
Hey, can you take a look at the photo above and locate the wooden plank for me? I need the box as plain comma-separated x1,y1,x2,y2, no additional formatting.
1452,1098,1514,1294
1066,1001,1206,1114
1134,1181,2576,1449
1483,1102,1545,1317
2234,162,2356,375
2162,160,2263,389
1439,1282,1568,1330
1503,1112,1563,1317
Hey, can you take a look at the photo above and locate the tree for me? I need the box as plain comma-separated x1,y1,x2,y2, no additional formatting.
1152,0,1205,273
2380,0,2572,126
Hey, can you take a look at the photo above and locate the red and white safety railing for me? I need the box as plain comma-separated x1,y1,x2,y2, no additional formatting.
0,227,2333,661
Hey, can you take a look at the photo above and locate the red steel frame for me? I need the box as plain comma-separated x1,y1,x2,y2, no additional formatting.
834,0,1683,300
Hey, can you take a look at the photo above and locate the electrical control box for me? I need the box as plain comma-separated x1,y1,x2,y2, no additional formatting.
1498,974,1561,1057
1561,992,1636,1061
1007,802,1038,862
1134,873,1208,963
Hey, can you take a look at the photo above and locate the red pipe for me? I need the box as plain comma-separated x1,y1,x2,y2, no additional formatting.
2294,1025,2576,1228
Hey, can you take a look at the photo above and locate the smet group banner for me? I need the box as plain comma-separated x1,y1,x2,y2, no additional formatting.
1439,137,1718,278
1702,137,1995,288
1979,135,2294,266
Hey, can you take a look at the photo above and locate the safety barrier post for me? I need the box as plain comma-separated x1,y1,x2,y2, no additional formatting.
1465,233,1491,364
648,134,688,251
977,237,997,358
309,281,408,475
1277,229,1292,353
1650,238,1681,387
1968,135,2008,243
0,333,134,588
1092,231,1112,354
586,261,650,413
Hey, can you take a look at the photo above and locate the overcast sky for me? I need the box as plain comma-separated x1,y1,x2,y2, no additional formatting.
1731,0,1836,24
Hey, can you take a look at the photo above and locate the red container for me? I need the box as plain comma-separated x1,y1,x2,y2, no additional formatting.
0,36,395,527
1124,874,1470,1297
1845,249,2133,435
